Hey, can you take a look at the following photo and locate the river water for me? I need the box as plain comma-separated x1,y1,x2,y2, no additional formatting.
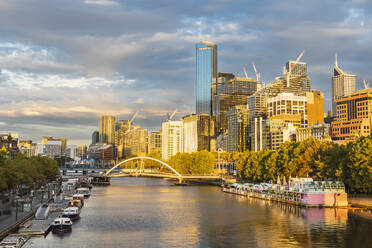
24,177,371,248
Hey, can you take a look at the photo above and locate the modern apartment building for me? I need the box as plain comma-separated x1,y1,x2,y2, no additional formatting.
183,114,214,153
161,120,184,160
226,105,249,153
99,115,115,144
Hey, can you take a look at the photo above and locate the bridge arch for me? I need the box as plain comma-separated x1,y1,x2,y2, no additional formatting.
104,156,182,178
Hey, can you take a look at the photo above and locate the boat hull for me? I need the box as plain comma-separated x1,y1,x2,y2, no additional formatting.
62,213,80,221
52,224,72,233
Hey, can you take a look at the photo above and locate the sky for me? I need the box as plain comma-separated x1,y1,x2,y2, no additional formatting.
0,0,371,145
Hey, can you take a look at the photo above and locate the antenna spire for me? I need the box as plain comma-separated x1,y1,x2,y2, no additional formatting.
335,53,338,68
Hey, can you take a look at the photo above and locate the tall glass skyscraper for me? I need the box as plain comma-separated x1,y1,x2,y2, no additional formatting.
196,41,217,115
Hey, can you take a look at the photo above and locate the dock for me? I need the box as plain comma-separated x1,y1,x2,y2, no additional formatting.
18,212,61,236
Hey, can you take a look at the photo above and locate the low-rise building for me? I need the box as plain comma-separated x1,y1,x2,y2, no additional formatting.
296,123,331,142
0,132,19,158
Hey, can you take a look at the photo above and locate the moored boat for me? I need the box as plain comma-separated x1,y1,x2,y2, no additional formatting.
62,207,80,221
0,235,29,248
76,187,90,198
72,194,85,206
51,218,72,233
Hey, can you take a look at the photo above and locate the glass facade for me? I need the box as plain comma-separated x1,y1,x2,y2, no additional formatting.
196,41,217,115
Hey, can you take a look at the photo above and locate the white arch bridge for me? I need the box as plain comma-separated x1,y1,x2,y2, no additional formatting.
104,157,221,183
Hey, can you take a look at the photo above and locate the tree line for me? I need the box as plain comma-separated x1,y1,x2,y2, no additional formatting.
236,135,372,193
0,148,59,192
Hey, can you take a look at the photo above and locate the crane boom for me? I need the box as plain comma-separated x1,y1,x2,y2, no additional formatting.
168,109,177,121
363,80,370,89
243,66,249,79
251,62,260,82
130,110,139,123
290,49,306,71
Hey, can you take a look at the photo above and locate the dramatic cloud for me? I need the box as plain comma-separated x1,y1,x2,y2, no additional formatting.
1,0,372,144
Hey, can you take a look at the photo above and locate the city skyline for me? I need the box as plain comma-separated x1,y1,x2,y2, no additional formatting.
1,0,372,145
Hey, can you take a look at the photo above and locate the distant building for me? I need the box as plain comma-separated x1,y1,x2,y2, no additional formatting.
77,145,87,160
250,117,271,152
269,120,296,150
0,132,19,158
267,93,307,127
227,105,249,153
148,131,162,154
332,55,356,115
91,131,99,145
161,120,183,160
18,140,38,157
44,139,62,158
66,145,78,160
99,115,115,144
331,88,372,141
42,136,67,154
213,75,260,133
196,41,217,115
306,90,325,126
122,125,148,157
183,114,214,153
296,123,331,142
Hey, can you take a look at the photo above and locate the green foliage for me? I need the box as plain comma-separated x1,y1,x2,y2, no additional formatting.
0,154,59,192
167,150,215,175
235,135,372,193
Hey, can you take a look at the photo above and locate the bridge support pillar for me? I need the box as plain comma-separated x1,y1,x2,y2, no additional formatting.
178,177,183,183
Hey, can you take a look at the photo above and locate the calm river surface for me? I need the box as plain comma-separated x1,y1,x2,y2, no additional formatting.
24,177,371,248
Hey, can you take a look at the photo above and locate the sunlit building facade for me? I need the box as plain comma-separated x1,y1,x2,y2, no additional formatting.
332,60,356,115
331,88,372,141
183,114,214,153
196,41,217,115
226,105,249,153
161,121,184,160
148,131,162,154
99,115,115,144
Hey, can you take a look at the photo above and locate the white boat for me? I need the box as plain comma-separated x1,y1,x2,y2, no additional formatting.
76,187,90,198
62,207,80,221
51,217,72,233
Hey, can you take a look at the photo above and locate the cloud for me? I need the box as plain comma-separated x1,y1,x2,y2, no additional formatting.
1,0,372,144
84,0,118,6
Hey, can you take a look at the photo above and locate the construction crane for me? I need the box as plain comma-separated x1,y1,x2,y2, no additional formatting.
286,49,306,87
243,66,249,79
251,62,261,82
363,79,370,89
167,109,177,122
125,110,139,134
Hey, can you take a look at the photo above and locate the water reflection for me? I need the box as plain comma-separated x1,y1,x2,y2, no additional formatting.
23,178,371,248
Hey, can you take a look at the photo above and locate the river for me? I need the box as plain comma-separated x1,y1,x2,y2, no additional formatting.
24,177,371,248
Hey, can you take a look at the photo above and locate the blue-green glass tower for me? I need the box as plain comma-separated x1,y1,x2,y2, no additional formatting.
196,41,217,115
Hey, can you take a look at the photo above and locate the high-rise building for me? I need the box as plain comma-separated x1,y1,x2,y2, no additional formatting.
226,105,249,153
44,139,62,158
148,131,162,154
114,120,130,158
250,117,271,152
267,93,308,128
306,90,324,126
122,125,148,157
77,145,87,160
99,115,115,144
331,88,372,141
332,55,356,115
92,131,99,145
42,136,67,154
161,120,183,160
66,145,78,160
196,41,217,115
213,75,260,133
183,114,214,153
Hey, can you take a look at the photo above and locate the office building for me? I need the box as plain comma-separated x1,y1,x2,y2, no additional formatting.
161,120,183,160
332,55,356,115
331,88,372,141
92,131,99,145
42,136,67,154
267,92,308,127
183,114,214,153
226,105,249,153
213,75,260,133
99,115,115,144
296,123,331,142
78,145,87,160
196,41,217,115
306,90,325,126
44,139,62,158
122,125,148,157
148,131,162,154
269,120,296,150
250,117,271,152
